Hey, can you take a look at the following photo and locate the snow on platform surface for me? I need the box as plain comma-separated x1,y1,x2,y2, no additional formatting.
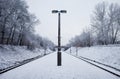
0,52,119,79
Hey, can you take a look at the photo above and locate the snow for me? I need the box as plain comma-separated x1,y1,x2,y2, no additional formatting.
65,45,120,70
0,52,119,79
0,45,52,69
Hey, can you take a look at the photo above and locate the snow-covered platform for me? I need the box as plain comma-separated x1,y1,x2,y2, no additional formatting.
0,52,119,79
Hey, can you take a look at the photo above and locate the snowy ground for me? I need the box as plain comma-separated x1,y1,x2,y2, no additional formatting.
65,45,120,70
0,45,51,69
0,52,119,79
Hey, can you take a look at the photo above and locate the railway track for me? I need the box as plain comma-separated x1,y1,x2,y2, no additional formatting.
79,56,120,72
68,53,120,78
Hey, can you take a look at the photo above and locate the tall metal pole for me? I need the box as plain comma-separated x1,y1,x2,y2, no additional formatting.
52,10,66,66
57,12,61,66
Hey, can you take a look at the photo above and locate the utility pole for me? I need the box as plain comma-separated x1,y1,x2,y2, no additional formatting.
52,10,67,66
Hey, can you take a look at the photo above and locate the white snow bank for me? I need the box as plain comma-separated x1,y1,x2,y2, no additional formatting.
65,45,120,69
0,45,52,69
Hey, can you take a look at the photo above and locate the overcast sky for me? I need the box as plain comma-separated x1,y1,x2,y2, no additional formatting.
25,0,120,45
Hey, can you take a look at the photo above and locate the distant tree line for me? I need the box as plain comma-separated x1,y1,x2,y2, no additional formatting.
0,0,55,50
67,2,120,47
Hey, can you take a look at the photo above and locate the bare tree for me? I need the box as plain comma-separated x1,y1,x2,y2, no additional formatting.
68,27,93,47
91,2,120,45
91,2,109,45
108,3,120,44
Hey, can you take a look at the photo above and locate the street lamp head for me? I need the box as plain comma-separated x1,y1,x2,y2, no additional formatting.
60,10,67,13
52,10,67,13
52,10,59,13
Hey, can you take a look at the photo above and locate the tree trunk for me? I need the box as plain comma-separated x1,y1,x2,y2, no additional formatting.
17,27,23,45
19,34,23,46
1,19,7,44
10,25,16,45
7,25,14,44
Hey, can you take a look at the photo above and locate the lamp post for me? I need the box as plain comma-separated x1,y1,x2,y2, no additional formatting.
52,10,67,66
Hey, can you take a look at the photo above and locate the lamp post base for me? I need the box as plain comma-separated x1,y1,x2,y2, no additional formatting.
57,51,62,66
